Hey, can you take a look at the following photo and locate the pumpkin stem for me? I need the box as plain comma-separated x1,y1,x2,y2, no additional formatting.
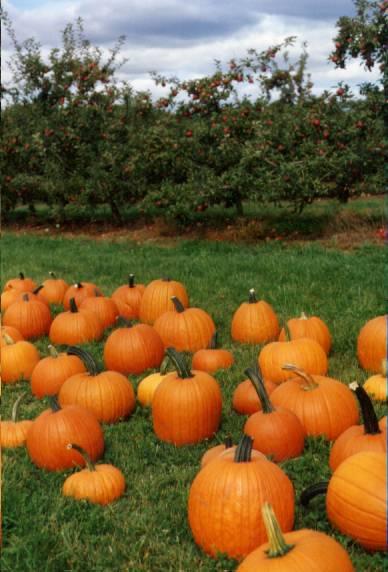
165,347,193,379
300,312,308,320
2,332,16,345
67,443,95,471
245,366,274,413
19,272,25,280
49,271,57,279
76,282,83,289
171,296,185,313
234,434,253,463
248,289,257,304
159,356,171,375
162,277,171,282
11,392,28,422
209,331,218,349
22,293,30,302
33,285,44,295
69,298,78,313
48,396,61,412
67,346,99,376
281,364,318,390
300,482,328,506
128,274,135,288
262,503,295,558
282,322,292,341
48,344,59,358
350,382,381,435
224,436,233,448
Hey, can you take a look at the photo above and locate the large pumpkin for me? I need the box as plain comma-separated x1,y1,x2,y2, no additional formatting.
49,298,103,345
357,315,387,373
31,345,87,398
3,293,52,339
278,312,332,354
231,289,280,344
139,278,189,324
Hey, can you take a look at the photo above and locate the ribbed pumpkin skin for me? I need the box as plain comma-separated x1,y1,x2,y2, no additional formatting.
63,465,125,505
231,300,280,344
0,420,33,448
58,371,136,423
2,341,40,384
112,298,138,320
104,324,164,374
63,282,103,310
49,308,103,345
79,296,119,330
192,348,234,373
4,275,36,292
37,278,69,305
26,404,104,471
1,288,22,311
31,353,86,397
137,372,168,407
357,315,387,373
237,528,355,572
3,297,52,339
112,283,145,319
200,443,230,468
364,374,387,401
270,375,359,440
279,315,332,354
154,308,216,352
152,370,222,446
327,452,387,551
329,424,386,471
232,378,277,415
1,325,24,345
258,338,328,384
139,279,189,324
188,456,294,559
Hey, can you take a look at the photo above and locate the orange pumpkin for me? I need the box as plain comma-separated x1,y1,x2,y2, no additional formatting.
232,377,277,415
80,294,119,330
3,272,37,292
363,359,387,402
31,345,87,397
231,288,280,344
49,298,103,345
63,281,103,310
137,357,170,407
1,288,23,312
200,437,233,468
37,272,69,305
3,293,52,339
111,274,145,319
192,332,234,373
1,325,24,345
0,393,33,448
139,278,189,324
357,315,387,373
1,333,40,384
278,312,332,354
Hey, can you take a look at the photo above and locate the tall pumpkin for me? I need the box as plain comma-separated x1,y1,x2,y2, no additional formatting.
357,315,387,373
112,274,145,319
231,289,280,344
139,278,189,324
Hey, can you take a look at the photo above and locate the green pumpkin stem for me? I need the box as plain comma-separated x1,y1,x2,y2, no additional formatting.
165,347,193,379
67,346,99,376
262,503,295,558
300,482,329,507
19,272,25,280
245,366,274,413
350,382,381,435
209,331,218,349
234,434,253,463
248,288,257,304
67,443,95,471
281,364,318,390
69,298,78,313
159,356,171,375
48,344,59,358
128,274,135,288
171,296,185,313
11,392,28,422
48,396,61,412
224,436,233,448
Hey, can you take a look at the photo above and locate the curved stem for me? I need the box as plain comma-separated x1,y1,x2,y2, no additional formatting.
48,396,61,412
66,443,95,471
300,482,328,507
165,347,193,379
159,356,171,375
262,503,295,558
350,382,381,435
69,298,78,313
48,344,59,358
128,274,135,288
67,346,99,375
248,288,257,304
245,367,274,413
234,434,253,463
282,322,292,341
2,332,15,346
11,392,28,422
171,296,185,313
281,364,318,390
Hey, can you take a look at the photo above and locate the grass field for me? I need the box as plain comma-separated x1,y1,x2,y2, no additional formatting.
1,232,386,572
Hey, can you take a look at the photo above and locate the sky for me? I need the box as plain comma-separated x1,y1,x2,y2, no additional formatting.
2,0,379,99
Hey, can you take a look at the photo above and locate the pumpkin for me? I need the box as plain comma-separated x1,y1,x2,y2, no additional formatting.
278,312,332,354
258,337,328,385
31,345,86,398
3,293,52,339
112,274,146,318
363,359,387,402
1,288,23,312
153,296,215,352
4,272,37,292
37,272,69,305
63,281,103,310
192,332,234,373
13,285,50,306
49,297,103,345
232,376,277,416
270,365,359,440
58,346,136,424
62,444,125,505
137,357,170,407
152,348,222,446
237,503,355,572
104,320,164,375
357,315,387,373
200,437,233,468
188,435,295,559
1,333,40,384
301,451,387,551
139,277,189,324
79,293,119,330
1,325,24,345
111,297,137,320
0,393,33,448
26,398,104,471
231,288,280,344
329,382,386,471
243,366,305,462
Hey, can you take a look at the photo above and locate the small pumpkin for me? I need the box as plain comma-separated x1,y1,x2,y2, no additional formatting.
237,503,355,572
139,277,189,324
152,348,222,446
37,272,69,305
1,333,40,384
31,345,87,398
112,274,146,319
80,292,119,330
153,296,216,352
49,297,103,345
231,288,280,344
329,382,386,471
3,272,37,292
278,312,332,354
137,357,170,407
357,315,387,373
63,281,104,311
363,359,387,402
3,293,52,339
200,437,233,468
192,332,234,373
0,393,33,448
62,444,125,505
232,376,277,416
58,346,136,424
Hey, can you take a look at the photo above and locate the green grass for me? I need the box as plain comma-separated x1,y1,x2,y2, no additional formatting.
1,233,386,572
